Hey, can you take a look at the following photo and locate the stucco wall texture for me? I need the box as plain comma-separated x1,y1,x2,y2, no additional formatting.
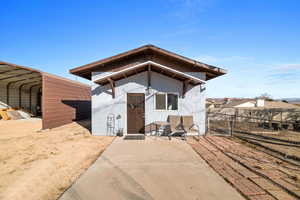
92,71,206,136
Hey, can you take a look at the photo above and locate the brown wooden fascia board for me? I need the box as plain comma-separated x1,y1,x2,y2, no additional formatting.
69,45,150,74
148,46,225,74
69,45,227,78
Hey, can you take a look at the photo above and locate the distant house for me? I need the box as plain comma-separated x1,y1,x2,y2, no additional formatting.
70,45,226,136
209,98,300,124
206,98,228,109
224,99,256,108
223,98,299,109
262,100,300,109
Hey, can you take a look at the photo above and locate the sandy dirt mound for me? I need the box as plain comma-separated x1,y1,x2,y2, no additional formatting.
0,119,114,200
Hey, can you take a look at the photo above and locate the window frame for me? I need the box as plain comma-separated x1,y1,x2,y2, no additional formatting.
154,92,179,111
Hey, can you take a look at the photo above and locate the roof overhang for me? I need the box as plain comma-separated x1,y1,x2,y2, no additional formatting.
70,45,227,81
94,61,206,85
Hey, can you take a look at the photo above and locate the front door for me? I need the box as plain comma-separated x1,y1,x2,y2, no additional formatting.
127,93,145,134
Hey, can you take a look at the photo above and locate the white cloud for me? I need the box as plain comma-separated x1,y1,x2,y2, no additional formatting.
275,63,300,71
266,63,300,84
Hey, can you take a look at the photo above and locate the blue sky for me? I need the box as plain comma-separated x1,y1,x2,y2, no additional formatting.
1,0,300,98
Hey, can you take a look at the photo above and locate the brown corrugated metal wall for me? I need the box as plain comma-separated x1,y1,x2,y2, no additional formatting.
42,73,91,129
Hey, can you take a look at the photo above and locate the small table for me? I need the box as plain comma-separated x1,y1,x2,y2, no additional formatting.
152,121,171,136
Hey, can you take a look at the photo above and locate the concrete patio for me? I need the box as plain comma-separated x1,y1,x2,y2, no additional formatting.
59,137,244,200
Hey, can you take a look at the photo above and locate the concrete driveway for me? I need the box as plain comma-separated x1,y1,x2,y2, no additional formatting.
60,137,244,200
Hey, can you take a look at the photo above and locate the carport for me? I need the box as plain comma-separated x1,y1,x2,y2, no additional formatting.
0,61,91,129
0,62,42,116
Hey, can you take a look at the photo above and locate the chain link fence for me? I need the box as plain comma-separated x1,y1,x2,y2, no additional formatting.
207,109,300,136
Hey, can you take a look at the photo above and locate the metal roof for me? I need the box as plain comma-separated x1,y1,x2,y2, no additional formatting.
0,61,90,89
0,61,42,88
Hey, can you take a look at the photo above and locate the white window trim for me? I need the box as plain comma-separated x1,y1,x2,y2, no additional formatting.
154,92,179,111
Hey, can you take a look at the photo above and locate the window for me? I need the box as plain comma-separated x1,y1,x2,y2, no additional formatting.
167,94,178,110
155,93,166,110
155,93,178,110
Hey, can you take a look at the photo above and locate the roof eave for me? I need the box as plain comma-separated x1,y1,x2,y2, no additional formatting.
69,45,227,80
94,61,206,85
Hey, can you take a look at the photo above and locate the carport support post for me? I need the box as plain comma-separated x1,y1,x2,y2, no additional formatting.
6,82,14,108
6,80,25,108
19,83,27,108
6,83,10,108
19,81,41,110
29,84,41,114
29,85,34,113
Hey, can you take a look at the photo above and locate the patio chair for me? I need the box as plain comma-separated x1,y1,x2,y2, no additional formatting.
167,115,185,140
182,115,200,137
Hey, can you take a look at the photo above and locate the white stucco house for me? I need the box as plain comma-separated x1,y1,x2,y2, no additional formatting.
70,45,226,136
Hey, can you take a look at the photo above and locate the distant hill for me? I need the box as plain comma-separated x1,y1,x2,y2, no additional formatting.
279,98,300,102
279,98,300,104
208,97,300,103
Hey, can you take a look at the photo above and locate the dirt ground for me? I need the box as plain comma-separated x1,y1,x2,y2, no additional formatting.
189,136,300,200
233,135,300,162
230,129,300,160
248,130,300,143
0,119,114,200
0,118,42,139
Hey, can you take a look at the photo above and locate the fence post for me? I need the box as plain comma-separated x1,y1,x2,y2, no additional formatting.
230,115,234,136
280,111,283,130
269,111,272,129
206,114,210,135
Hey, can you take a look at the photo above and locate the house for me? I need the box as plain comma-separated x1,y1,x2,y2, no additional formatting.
70,45,226,136
224,98,300,109
206,98,228,108
206,98,255,109
223,99,256,108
